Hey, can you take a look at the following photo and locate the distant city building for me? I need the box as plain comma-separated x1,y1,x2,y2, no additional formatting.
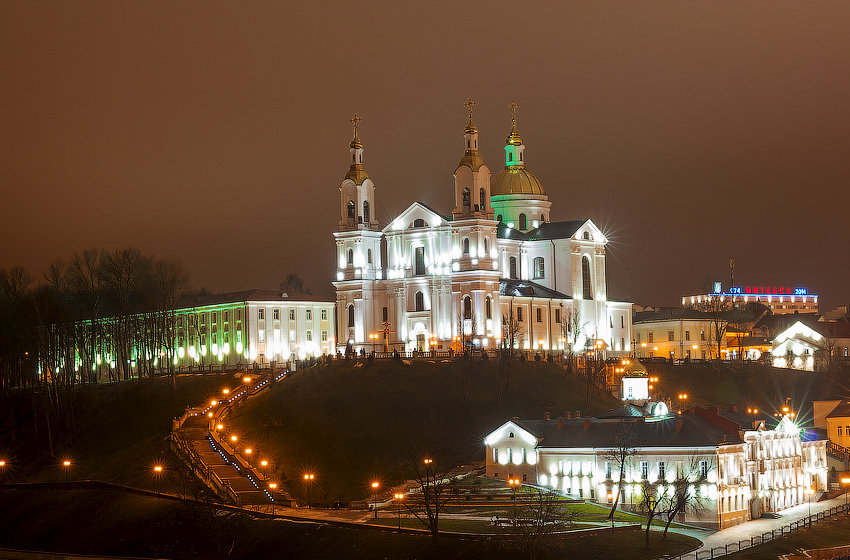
332,105,632,355
813,400,850,464
770,320,850,371
632,307,718,360
683,283,819,315
484,406,827,529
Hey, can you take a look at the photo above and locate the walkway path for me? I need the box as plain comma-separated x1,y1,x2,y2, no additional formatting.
671,494,850,558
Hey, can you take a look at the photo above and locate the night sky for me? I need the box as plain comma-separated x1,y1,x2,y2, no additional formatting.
2,1,848,308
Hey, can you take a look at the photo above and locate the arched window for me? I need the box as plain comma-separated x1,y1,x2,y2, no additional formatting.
508,152,513,162
413,218,425,228
363,201,370,223
540,213,545,223
485,296,492,319
519,213,527,230
533,257,544,279
415,291,425,312
367,249,373,264
497,215,503,222
479,188,486,210
347,304,355,328
483,238,489,255
463,296,472,319
582,256,592,300
583,231,591,240
462,238,470,255
462,188,471,210
509,256,518,279
347,200,355,219
347,249,354,266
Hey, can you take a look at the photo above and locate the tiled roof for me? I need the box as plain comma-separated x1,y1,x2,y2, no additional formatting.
497,219,587,242
633,307,714,323
178,289,331,309
826,401,850,419
500,279,572,300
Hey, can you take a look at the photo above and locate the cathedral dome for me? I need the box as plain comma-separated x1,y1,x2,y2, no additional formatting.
490,167,545,196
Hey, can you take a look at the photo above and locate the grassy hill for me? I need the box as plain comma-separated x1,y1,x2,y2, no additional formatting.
1,373,232,489
227,359,620,503
642,361,850,421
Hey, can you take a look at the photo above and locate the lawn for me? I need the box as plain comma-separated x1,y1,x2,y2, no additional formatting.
0,486,703,560
226,358,621,503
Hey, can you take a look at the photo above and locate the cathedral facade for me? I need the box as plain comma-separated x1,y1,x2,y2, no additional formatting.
332,105,632,356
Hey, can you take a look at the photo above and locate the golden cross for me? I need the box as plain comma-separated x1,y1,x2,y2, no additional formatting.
350,113,361,137
509,101,519,128
464,97,476,120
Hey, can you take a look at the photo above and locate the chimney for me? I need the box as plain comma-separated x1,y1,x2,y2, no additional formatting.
557,418,564,430
544,411,551,421
728,404,738,412
675,418,684,433
574,410,582,419
564,412,572,419
707,405,719,416
583,418,591,430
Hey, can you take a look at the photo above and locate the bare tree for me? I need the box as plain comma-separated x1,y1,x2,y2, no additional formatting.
636,479,665,548
455,312,477,404
498,306,525,406
693,296,728,360
603,423,638,521
279,273,311,295
508,486,577,560
660,455,712,539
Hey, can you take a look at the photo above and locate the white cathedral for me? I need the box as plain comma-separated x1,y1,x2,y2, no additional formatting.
332,103,632,356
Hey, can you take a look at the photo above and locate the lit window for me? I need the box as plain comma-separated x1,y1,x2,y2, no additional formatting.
306,330,312,342
321,309,327,321
533,257,544,279
289,309,295,321
273,309,280,321
258,330,265,342
321,330,328,341
258,309,265,320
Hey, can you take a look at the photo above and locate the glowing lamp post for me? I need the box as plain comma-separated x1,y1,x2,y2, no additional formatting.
508,478,520,518
394,493,405,529
371,481,380,518
269,482,278,515
62,460,71,482
806,487,815,523
153,465,163,494
607,492,614,533
841,477,850,506
304,473,315,509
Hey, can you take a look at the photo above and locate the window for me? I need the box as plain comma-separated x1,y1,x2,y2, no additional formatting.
582,231,591,240
700,330,706,341
258,309,265,320
610,316,613,328
462,238,470,255
493,448,497,462
519,213,527,230
462,187,470,210
517,308,523,322
415,291,425,312
641,461,648,480
636,332,641,344
485,296,492,319
605,462,612,479
508,152,513,162
237,309,242,321
347,304,355,328
483,238,489,255
463,296,472,320
212,312,217,323
258,330,265,342
553,309,561,324
700,461,708,478
509,256,518,279
533,257,544,279
581,256,592,299
321,309,327,321
648,332,654,343
347,200,355,219
685,330,690,341
289,330,296,342
413,218,425,228
306,330,313,342
497,214,503,222
321,330,328,342
479,188,486,210
289,309,295,320
621,316,625,328
414,246,425,276
668,330,674,342
540,213,544,223
273,309,280,320
306,310,312,321
839,426,844,436
223,311,229,323
347,249,354,266
382,306,388,322
367,249,372,264
658,461,666,479
363,201,370,223
536,308,542,322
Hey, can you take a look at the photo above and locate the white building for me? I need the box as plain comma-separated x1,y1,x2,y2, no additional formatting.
332,105,632,355
484,406,827,529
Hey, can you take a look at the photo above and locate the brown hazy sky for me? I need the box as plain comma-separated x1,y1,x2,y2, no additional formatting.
2,1,849,308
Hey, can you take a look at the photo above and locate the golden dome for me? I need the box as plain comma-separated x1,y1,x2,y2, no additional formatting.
490,167,545,196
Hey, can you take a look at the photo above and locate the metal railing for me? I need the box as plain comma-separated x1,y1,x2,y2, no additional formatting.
665,503,850,560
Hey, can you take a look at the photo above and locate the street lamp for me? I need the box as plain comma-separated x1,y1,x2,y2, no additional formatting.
269,482,278,515
153,465,163,494
607,492,614,533
394,493,405,529
371,481,380,519
62,460,71,482
303,473,315,509
508,478,520,518
841,477,850,506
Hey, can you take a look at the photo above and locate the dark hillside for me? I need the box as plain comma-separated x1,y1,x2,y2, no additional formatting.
228,359,619,503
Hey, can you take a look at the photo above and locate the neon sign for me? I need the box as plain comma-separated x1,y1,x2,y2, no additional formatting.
727,287,808,296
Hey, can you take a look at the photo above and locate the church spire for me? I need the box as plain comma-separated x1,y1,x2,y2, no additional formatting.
345,113,369,184
504,101,525,168
458,98,485,171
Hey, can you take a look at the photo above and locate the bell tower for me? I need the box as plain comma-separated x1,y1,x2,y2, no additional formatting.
452,98,493,220
339,114,378,231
